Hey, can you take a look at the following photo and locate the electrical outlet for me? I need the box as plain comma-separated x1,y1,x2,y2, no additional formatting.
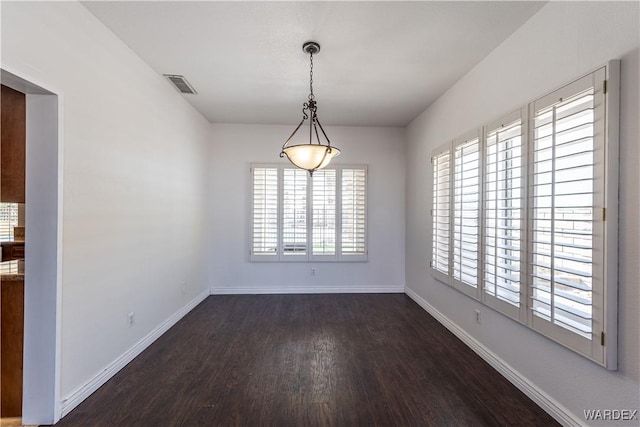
311,268,316,276
128,312,135,327
475,309,481,324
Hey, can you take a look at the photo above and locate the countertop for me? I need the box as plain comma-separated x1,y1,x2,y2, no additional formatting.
0,259,24,281
0,240,25,246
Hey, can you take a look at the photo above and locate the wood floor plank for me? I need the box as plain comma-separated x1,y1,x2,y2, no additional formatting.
50,294,558,426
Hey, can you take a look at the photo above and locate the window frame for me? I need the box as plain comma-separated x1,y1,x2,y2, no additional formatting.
429,62,619,369
250,163,368,263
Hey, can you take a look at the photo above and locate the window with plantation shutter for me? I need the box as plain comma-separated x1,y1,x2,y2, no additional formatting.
341,168,367,260
250,164,367,262
452,132,481,297
527,67,614,363
530,89,596,338
0,203,19,242
429,63,618,367
483,110,526,320
282,169,308,257
251,167,278,260
432,150,451,278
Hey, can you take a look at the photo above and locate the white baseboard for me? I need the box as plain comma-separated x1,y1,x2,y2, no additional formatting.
210,284,405,295
59,289,209,418
404,287,581,427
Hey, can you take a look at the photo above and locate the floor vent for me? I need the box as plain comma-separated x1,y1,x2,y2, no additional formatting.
163,74,197,94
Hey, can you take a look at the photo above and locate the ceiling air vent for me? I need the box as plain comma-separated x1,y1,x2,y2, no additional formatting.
163,74,197,94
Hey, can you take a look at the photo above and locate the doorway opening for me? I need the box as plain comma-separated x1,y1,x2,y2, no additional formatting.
1,69,61,425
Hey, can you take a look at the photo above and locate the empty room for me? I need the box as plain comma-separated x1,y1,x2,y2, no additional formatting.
1,1,638,426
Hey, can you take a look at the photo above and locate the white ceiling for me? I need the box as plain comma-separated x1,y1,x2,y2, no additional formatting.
82,1,545,127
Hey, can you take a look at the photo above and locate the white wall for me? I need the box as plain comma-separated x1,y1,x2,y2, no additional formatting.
406,2,639,425
1,1,211,420
209,124,405,294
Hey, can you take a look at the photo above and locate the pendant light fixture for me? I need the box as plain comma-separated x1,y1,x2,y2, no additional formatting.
280,41,340,176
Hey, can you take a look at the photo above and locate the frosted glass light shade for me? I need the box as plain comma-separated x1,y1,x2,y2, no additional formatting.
282,144,340,171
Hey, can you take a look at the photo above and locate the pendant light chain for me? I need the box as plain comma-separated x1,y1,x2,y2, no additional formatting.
309,51,315,100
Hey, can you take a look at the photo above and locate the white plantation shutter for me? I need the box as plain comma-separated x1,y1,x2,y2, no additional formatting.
429,64,617,367
311,169,337,259
341,168,367,259
432,150,451,279
282,169,308,257
250,164,368,263
483,111,526,319
528,69,609,360
452,132,481,297
251,167,278,260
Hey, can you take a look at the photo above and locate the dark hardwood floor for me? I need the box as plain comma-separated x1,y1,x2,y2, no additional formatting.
52,294,558,426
